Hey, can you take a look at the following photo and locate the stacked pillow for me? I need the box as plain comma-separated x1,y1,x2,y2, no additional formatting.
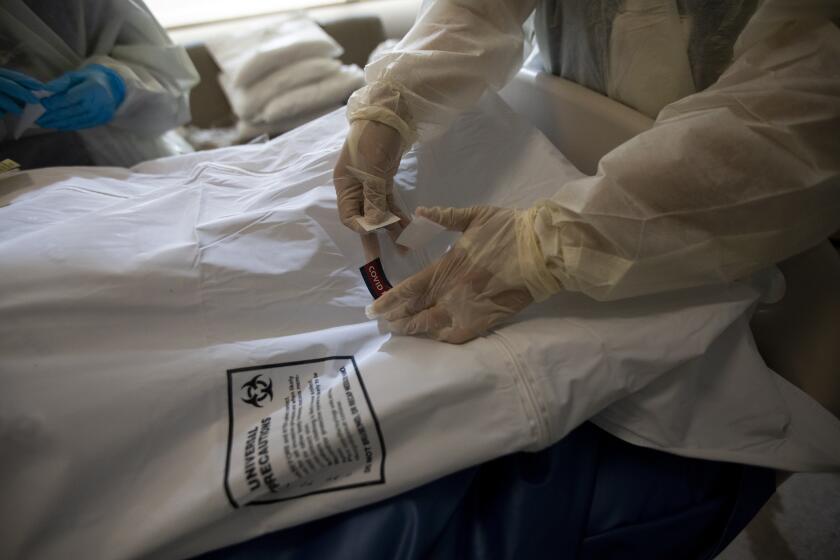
207,17,364,139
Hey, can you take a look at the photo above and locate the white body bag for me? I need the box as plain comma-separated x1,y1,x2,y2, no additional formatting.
2,96,839,559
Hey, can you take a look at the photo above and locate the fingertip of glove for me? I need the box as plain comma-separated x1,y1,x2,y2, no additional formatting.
364,303,378,320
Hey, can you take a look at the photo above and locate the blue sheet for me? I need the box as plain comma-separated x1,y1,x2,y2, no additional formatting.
197,422,774,559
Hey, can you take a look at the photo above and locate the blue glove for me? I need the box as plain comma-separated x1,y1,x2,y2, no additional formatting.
37,64,126,130
0,68,43,117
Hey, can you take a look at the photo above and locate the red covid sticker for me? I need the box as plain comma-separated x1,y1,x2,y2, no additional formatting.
359,258,392,299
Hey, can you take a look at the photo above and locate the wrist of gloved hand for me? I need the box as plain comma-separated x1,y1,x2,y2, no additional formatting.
92,64,127,107
347,81,417,149
515,205,566,302
36,64,126,131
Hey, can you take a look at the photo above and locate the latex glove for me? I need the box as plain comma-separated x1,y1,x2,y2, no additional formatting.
37,64,126,130
0,68,43,117
367,206,536,344
333,119,409,238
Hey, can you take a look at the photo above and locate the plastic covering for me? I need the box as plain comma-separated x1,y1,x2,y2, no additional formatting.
346,0,840,306
2,96,839,559
524,18,840,301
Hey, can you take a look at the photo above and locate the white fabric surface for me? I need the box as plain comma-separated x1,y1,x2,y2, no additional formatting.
206,17,343,89
219,58,342,121
1,95,839,560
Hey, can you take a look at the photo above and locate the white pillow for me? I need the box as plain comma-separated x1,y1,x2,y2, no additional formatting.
236,105,337,141
206,17,343,88
219,58,342,120
256,64,364,124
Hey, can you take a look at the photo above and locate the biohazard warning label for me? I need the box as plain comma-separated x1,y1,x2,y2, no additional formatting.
224,356,385,508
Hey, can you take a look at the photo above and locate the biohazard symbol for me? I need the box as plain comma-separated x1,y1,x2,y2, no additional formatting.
240,374,273,408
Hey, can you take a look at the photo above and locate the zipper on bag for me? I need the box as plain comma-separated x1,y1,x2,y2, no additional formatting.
490,331,551,449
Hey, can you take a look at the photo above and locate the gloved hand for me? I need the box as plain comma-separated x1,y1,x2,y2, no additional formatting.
37,64,126,131
333,119,409,238
0,68,43,117
367,205,537,344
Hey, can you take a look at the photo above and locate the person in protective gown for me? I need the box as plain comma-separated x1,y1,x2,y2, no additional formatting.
0,0,199,168
334,0,840,344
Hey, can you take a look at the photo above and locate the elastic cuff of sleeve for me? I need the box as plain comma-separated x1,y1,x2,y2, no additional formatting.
347,82,417,148
349,106,417,150
515,207,564,302
88,64,127,108
84,57,130,107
